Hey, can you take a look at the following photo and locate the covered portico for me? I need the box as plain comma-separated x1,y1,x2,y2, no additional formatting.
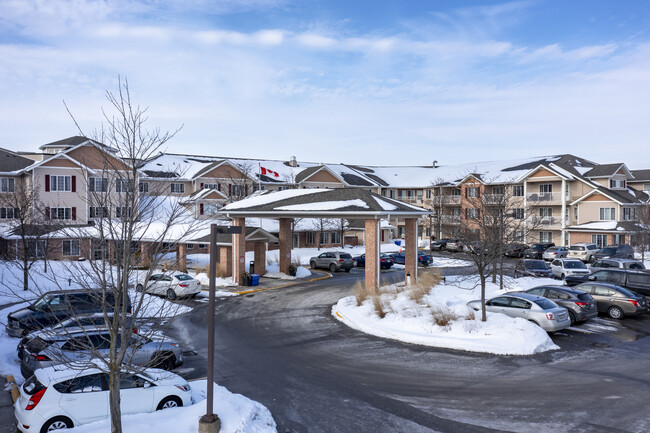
220,188,431,292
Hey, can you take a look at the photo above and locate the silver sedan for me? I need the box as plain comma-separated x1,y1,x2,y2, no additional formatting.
467,293,571,332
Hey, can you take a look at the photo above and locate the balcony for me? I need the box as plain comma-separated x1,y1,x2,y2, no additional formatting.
440,196,461,204
483,194,504,204
441,215,462,224
526,192,562,203
530,216,562,227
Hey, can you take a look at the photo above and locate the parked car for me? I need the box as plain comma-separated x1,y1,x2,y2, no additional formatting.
6,290,132,338
522,243,555,259
353,253,394,269
14,365,192,433
593,245,635,260
20,326,184,379
504,243,529,258
390,251,433,266
542,246,569,261
574,282,648,319
567,243,600,262
586,269,650,298
564,273,590,287
309,251,354,272
590,258,646,272
523,286,597,324
466,293,571,332
430,239,455,251
513,259,554,278
445,240,464,252
549,258,590,280
136,272,201,300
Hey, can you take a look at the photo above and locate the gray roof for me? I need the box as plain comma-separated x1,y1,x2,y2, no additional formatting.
295,166,325,184
39,136,91,149
0,148,34,172
631,169,650,181
582,163,626,178
189,226,278,244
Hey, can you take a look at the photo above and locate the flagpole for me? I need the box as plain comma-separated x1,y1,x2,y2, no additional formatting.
258,162,262,192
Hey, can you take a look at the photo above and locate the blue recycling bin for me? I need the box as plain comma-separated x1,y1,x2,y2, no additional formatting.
250,273,260,286
394,240,401,246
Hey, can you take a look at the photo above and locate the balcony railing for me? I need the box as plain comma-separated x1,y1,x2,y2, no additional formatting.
440,196,461,204
531,216,561,226
441,215,462,224
483,194,504,204
526,192,562,203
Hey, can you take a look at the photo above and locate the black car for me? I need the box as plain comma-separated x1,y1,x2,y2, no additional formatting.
586,269,650,298
504,243,529,258
523,243,555,259
353,253,394,269
514,259,554,278
390,251,433,266
430,239,455,251
523,285,598,324
6,289,132,338
593,245,635,260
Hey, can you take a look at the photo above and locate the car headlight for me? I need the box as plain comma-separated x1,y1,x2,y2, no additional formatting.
176,384,190,392
171,343,180,348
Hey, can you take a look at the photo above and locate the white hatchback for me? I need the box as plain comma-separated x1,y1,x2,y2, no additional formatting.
15,365,192,432
550,258,590,279
136,272,201,300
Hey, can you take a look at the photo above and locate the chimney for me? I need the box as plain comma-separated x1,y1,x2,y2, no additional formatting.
289,156,297,167
433,160,438,168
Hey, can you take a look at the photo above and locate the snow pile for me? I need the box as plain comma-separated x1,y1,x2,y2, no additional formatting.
332,276,560,355
263,264,312,280
61,381,276,433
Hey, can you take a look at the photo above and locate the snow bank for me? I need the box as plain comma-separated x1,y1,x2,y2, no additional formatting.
332,275,560,356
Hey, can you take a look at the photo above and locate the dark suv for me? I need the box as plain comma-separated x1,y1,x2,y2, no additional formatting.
593,245,635,260
514,259,553,278
6,289,132,338
504,243,529,258
523,243,555,259
523,285,597,324
586,270,650,298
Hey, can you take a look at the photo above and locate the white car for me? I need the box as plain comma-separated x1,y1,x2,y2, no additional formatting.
15,365,192,433
549,258,590,279
566,243,600,262
136,272,201,299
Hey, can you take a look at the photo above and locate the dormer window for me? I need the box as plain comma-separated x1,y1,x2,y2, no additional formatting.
609,179,626,189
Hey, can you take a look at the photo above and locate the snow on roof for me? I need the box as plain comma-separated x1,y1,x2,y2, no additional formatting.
140,154,216,180
276,199,369,211
568,221,619,230
373,196,399,211
224,189,329,210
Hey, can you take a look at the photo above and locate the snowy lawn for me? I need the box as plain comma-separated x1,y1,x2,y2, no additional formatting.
333,275,562,355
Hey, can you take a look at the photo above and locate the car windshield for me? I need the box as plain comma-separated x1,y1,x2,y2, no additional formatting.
570,246,585,251
174,274,193,281
526,261,548,270
564,261,586,269
30,295,52,311
534,298,557,309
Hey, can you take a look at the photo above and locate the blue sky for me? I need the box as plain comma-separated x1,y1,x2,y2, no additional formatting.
1,0,649,168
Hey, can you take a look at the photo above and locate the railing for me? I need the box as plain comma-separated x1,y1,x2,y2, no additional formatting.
526,192,562,203
441,215,462,224
531,216,561,226
440,196,461,204
483,194,504,204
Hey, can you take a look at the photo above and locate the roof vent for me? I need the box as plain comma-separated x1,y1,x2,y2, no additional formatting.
289,156,297,167
433,160,438,168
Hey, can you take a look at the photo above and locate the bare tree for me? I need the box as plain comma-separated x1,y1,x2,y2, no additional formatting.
224,161,255,202
631,204,650,261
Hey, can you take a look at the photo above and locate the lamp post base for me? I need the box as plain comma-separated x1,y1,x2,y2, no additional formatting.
199,414,221,433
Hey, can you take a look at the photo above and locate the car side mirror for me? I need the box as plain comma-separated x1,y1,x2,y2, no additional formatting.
588,275,596,281
143,381,151,388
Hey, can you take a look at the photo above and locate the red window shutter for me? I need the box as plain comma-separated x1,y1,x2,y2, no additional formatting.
476,188,480,198
46,207,50,219
609,179,613,188
229,184,232,196
217,184,221,191
477,209,481,218
72,207,77,220
465,208,468,218
45,175,50,192
245,185,248,196
200,204,204,215
465,188,468,198
200,183,204,189
72,176,76,192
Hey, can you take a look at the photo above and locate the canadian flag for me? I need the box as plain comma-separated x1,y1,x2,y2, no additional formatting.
261,167,279,177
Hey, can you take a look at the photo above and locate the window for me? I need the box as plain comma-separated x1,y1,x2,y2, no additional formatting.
203,203,220,215
513,208,524,219
574,207,578,221
451,188,461,197
539,184,553,193
170,183,185,194
50,175,72,192
389,190,395,199
331,232,341,244
116,179,134,193
306,232,315,244
319,231,329,244
0,177,15,192
644,183,650,191
426,189,432,199
115,207,132,219
0,207,16,219
599,207,616,221
139,182,149,193
54,373,106,394
510,298,531,309
539,231,553,242
514,230,524,242
451,207,462,217
277,186,288,191
88,177,108,192
623,207,637,221
492,186,504,195
198,244,207,249
467,187,479,198
186,244,194,250
50,207,72,220
610,179,626,189
591,234,608,248
203,183,219,190
231,184,246,197
27,240,47,258
416,190,423,201
62,240,80,256
467,208,479,219
512,185,524,197
539,207,553,218
89,207,109,218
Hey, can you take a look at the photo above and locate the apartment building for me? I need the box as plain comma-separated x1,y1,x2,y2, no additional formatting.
1,137,648,261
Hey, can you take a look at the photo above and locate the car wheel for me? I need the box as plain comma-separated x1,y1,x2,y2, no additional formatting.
344,267,351,272
560,273,565,280
607,306,624,320
352,260,357,266
136,284,144,292
156,396,183,411
166,288,178,300
329,263,337,272
41,416,73,433
568,311,577,325
310,261,316,269
589,256,595,263
156,353,176,370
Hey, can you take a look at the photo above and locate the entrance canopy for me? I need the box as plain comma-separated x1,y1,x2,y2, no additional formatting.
220,188,431,291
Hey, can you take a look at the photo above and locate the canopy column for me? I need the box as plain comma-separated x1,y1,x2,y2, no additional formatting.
219,246,232,277
278,218,292,275
176,243,187,272
232,218,246,285
404,217,418,285
364,218,380,295
254,241,267,276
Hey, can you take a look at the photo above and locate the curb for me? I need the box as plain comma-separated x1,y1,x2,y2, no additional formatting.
235,270,332,295
6,375,19,403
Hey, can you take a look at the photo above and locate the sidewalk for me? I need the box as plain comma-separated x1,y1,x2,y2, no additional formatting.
0,375,17,433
